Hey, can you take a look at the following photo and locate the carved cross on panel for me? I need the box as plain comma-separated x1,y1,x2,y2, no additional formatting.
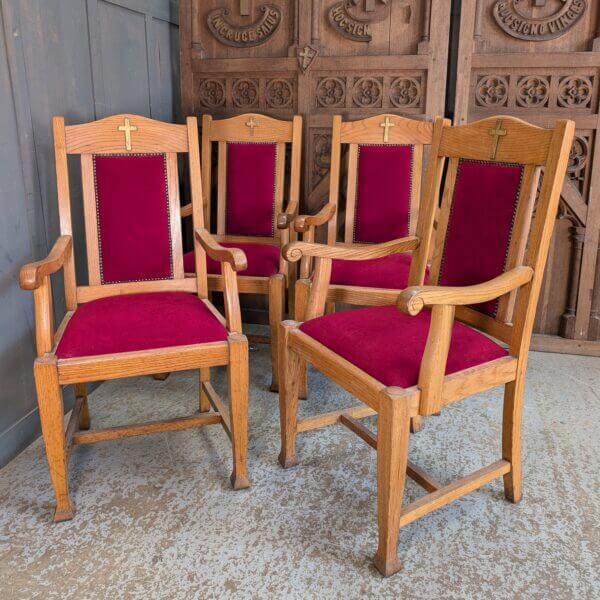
488,120,507,160
240,0,250,16
245,116,258,135
117,118,138,152
380,116,395,143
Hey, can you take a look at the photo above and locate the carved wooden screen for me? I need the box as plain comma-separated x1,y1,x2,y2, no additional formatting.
179,0,450,215
455,0,600,354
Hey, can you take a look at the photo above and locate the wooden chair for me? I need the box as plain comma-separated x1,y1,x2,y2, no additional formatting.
20,114,250,522
279,115,574,575
181,113,302,392
294,114,439,313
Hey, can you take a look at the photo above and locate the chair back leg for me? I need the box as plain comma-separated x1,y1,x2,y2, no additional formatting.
199,368,211,413
502,377,525,503
268,274,286,392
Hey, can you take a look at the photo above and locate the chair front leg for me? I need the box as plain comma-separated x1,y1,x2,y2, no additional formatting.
502,376,525,503
228,334,250,490
199,368,211,413
374,389,411,577
75,383,90,430
268,273,286,392
278,321,302,468
34,356,74,522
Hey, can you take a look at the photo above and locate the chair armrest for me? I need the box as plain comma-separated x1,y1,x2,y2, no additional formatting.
293,202,336,233
20,236,73,291
283,236,420,263
277,199,299,230
398,266,534,316
181,203,193,218
194,228,248,272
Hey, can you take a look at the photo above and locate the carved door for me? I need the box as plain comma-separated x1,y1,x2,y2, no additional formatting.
179,0,451,212
455,0,600,353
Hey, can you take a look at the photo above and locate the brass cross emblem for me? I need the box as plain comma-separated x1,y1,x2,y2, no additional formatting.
245,116,258,135
488,120,507,160
380,116,395,143
117,117,138,152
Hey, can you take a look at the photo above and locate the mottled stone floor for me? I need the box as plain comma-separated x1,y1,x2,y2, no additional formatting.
0,342,599,599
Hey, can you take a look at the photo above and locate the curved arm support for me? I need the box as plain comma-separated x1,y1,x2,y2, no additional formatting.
20,236,73,291
283,236,420,263
293,202,336,233
398,266,534,316
194,228,248,272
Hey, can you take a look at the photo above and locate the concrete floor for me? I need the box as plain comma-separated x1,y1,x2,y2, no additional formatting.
0,342,599,599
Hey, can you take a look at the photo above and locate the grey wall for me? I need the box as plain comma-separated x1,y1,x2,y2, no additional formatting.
0,0,179,467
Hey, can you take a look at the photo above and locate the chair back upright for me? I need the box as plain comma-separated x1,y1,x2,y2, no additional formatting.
53,114,208,311
201,113,302,276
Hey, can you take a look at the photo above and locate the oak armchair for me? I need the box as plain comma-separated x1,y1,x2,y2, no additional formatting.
292,114,447,400
20,114,250,522
278,116,574,575
181,113,302,392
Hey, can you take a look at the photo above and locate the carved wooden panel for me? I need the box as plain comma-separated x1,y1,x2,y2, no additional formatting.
180,0,450,213
455,0,600,352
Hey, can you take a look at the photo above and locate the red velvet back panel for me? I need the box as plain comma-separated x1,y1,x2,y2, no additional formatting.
226,142,277,237
438,159,524,316
353,144,413,243
94,154,173,284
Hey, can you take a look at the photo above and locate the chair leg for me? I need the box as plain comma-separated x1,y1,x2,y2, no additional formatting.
278,321,302,468
502,378,524,503
228,334,250,490
410,415,422,433
199,368,211,413
325,301,335,314
34,357,74,522
373,391,411,577
268,274,285,393
75,383,90,430
294,279,310,400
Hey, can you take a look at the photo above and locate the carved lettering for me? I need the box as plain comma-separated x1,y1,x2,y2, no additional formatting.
329,1,373,42
493,0,586,41
207,5,281,48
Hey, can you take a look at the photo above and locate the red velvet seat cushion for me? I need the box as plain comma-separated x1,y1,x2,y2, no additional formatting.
299,306,506,388
184,242,280,277
56,292,228,359
331,252,427,289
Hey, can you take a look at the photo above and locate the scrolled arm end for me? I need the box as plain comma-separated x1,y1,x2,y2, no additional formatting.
194,228,248,272
282,242,304,263
20,235,72,291
293,202,336,233
397,287,426,316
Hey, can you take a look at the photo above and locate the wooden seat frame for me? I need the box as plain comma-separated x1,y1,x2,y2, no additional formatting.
293,114,446,412
278,115,574,576
20,114,250,522
181,113,302,392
